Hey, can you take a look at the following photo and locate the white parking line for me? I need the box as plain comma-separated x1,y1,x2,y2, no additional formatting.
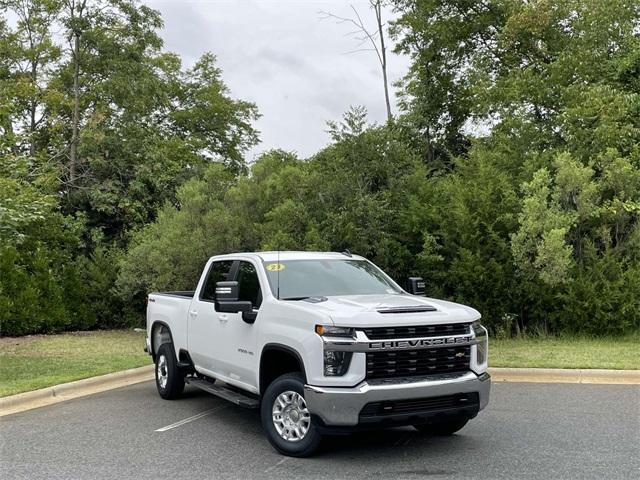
155,407,224,432
264,457,288,473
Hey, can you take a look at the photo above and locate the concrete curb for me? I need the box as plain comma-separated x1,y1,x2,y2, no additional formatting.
0,364,154,417
490,367,640,385
1,365,637,417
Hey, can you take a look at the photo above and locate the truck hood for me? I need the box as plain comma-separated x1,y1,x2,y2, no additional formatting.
291,294,480,327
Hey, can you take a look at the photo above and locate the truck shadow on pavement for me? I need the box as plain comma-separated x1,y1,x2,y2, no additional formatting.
319,428,475,458
186,387,478,465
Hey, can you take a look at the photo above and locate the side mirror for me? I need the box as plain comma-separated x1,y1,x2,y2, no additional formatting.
215,281,252,313
407,277,426,296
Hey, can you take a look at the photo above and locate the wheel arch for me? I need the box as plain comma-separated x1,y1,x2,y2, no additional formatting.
260,343,307,394
150,321,175,360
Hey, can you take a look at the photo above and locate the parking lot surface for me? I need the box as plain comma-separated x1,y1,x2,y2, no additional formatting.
1,380,638,479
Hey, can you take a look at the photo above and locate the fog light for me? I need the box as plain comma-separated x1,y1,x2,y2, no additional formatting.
323,350,352,376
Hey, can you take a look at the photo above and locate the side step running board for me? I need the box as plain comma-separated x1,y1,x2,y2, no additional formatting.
185,377,260,409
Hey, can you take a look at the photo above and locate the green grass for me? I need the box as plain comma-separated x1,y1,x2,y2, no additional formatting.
0,330,151,397
1,330,638,397
490,334,640,370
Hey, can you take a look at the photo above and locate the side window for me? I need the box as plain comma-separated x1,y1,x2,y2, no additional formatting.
236,261,262,309
200,260,234,301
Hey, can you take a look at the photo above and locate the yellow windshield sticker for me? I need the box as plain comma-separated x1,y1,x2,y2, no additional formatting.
266,263,285,272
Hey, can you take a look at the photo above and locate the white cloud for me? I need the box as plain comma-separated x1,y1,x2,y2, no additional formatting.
144,0,410,159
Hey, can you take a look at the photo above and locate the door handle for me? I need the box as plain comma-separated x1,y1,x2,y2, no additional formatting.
189,310,198,317
219,314,228,322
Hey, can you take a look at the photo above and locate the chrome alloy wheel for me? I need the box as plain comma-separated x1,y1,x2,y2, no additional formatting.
157,354,168,389
271,391,311,442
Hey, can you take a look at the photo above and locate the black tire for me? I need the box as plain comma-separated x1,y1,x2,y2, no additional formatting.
261,372,322,457
413,418,469,435
155,343,185,400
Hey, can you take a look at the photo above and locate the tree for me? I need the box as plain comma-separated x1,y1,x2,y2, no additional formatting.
1,0,259,244
390,0,505,167
116,164,241,300
3,0,639,337
0,0,61,157
391,0,639,334
0,0,260,334
320,1,393,122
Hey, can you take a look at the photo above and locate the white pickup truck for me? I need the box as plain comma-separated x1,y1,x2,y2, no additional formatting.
146,251,490,456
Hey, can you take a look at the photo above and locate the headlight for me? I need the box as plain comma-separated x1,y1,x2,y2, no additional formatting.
323,350,353,376
472,321,488,366
316,325,354,375
315,325,355,338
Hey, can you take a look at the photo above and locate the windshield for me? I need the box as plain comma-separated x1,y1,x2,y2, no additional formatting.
262,259,402,299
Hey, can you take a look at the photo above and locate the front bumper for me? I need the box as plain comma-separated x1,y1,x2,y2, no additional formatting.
304,371,491,427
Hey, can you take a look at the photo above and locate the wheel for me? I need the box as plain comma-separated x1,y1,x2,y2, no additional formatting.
413,418,469,435
155,343,185,400
261,372,322,457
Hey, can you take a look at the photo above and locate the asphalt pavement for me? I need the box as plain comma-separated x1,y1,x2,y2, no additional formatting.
1,380,638,480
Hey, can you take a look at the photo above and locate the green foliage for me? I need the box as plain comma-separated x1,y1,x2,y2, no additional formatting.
556,247,640,334
0,0,258,335
1,0,259,244
2,0,639,337
411,146,523,330
387,0,639,335
391,0,505,166
117,122,426,301
0,171,71,335
0,164,128,335
511,165,577,285
117,164,241,300
0,245,65,335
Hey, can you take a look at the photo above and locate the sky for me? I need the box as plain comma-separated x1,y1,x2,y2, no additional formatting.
144,0,411,160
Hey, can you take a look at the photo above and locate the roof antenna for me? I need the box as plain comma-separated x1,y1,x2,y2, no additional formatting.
342,249,352,257
276,245,281,300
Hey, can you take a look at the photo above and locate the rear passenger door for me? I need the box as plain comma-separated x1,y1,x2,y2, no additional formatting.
218,260,262,391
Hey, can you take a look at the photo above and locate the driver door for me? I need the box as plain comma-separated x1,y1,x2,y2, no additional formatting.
217,260,262,391
187,259,234,376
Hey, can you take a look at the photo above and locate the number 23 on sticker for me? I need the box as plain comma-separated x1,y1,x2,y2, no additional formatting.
266,263,285,272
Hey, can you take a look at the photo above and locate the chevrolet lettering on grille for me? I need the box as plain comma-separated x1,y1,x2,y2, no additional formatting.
368,335,473,351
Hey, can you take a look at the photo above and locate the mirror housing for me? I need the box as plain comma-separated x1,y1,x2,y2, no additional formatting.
217,300,253,314
215,281,252,313
407,277,426,296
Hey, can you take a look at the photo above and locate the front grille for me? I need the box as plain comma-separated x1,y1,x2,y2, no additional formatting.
359,392,479,419
363,323,470,340
366,346,471,379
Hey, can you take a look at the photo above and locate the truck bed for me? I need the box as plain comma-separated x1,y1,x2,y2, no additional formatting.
147,291,194,354
151,291,195,298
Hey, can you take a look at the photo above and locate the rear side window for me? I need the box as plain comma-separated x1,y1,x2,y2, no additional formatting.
200,260,234,301
236,261,262,308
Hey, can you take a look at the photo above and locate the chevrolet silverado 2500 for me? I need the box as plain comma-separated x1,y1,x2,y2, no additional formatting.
145,251,490,456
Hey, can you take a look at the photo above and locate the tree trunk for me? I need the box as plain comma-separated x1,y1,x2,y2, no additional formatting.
68,0,87,187
69,30,80,185
29,60,37,157
320,2,394,123
425,126,434,166
374,1,392,122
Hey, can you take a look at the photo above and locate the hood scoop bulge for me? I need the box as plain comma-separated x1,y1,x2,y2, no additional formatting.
376,305,438,314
